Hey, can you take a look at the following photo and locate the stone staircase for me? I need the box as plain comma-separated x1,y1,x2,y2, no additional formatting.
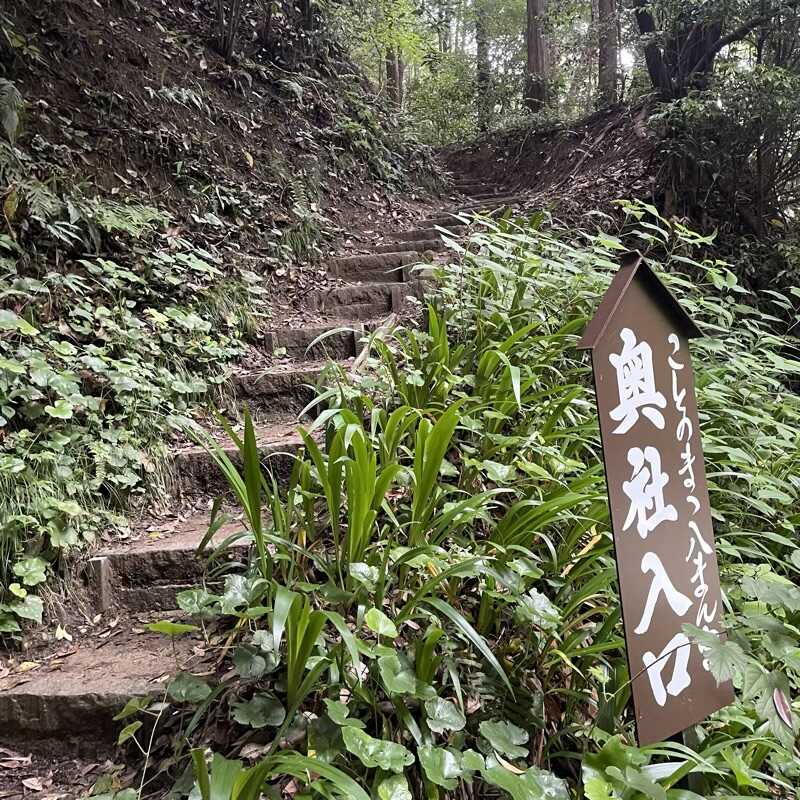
0,176,522,763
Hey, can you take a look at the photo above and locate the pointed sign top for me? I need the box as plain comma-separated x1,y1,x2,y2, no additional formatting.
577,251,703,351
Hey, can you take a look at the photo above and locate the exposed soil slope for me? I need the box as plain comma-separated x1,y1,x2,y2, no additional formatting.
443,105,656,223
4,0,441,267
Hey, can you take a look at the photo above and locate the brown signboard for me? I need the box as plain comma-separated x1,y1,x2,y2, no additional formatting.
578,252,734,746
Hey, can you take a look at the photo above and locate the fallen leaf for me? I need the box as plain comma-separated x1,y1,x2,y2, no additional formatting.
494,753,525,774
54,626,72,642
22,777,43,791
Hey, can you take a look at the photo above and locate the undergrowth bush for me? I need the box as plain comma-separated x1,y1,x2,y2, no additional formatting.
0,87,261,634
0,47,441,633
126,206,800,798
650,65,800,289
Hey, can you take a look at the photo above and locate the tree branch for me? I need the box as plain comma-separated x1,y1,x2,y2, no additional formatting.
688,0,800,78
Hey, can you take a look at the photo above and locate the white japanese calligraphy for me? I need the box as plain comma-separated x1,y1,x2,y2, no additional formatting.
634,552,692,635
669,333,719,673
608,328,667,434
622,446,678,538
642,633,693,707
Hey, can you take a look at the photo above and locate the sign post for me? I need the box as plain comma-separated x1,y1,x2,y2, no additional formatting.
578,251,733,746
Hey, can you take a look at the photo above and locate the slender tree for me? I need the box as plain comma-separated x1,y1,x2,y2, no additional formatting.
525,0,547,111
386,48,404,106
475,1,491,131
597,0,618,105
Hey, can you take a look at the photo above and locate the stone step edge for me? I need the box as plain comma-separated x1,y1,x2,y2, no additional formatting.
307,280,426,312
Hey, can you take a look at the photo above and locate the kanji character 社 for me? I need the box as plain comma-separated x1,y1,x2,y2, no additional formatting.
622,446,678,538
608,327,666,434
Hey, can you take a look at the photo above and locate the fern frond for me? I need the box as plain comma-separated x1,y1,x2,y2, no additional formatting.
69,196,165,238
0,78,22,144
23,180,62,221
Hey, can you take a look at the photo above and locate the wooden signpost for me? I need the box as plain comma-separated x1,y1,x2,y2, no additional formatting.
579,251,734,746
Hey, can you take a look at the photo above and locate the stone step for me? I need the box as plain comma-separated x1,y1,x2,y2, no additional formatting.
0,632,197,753
233,361,330,412
466,190,506,200
455,194,528,212
116,582,218,612
89,514,248,610
327,251,419,283
391,225,466,243
263,322,363,360
418,214,470,228
308,281,425,316
371,238,446,254
419,199,524,229
172,416,307,493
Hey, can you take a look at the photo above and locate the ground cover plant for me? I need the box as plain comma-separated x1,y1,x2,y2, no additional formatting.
0,1,440,635
0,96,259,633
121,204,800,798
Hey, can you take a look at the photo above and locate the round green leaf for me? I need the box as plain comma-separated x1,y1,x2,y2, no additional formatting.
232,644,267,679
515,589,561,632
231,694,285,728
377,774,413,800
44,399,73,419
13,556,48,587
176,588,218,617
341,727,414,773
378,653,436,699
11,595,43,623
168,672,212,704
479,720,529,759
324,699,366,728
425,697,466,733
0,310,38,336
419,745,464,790
365,607,398,639
483,765,570,800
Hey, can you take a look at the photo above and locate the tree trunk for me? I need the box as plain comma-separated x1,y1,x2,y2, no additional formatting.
597,0,617,105
298,0,315,30
216,0,245,63
257,1,275,50
386,48,403,106
476,5,491,132
632,0,672,96
525,0,547,111
438,0,452,53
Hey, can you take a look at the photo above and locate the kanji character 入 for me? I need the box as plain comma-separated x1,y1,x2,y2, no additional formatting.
634,551,692,635
622,446,678,538
608,327,666,434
